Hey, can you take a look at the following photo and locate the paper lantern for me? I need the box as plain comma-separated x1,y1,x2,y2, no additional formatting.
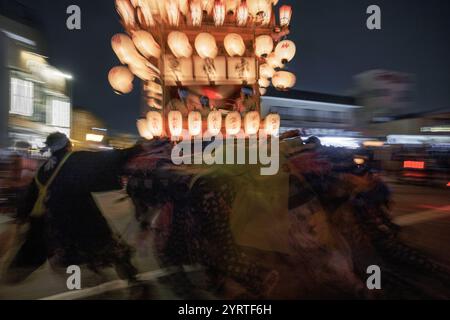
137,119,153,140
168,110,183,137
178,0,189,15
259,87,267,96
214,1,226,26
132,30,161,59
207,111,222,136
272,71,296,90
224,33,246,57
168,31,193,58
275,40,296,64
201,0,214,14
188,111,203,136
116,0,137,29
134,0,155,27
236,0,249,26
244,111,261,135
264,113,280,136
146,111,164,137
258,78,270,88
195,33,218,59
247,0,270,16
108,66,134,94
266,52,284,69
129,64,157,81
255,35,273,58
190,1,203,26
259,63,275,79
146,98,162,110
225,112,242,135
165,0,180,26
248,0,271,24
279,5,292,27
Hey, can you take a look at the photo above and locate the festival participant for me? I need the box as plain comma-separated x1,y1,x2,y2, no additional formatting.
2,132,140,285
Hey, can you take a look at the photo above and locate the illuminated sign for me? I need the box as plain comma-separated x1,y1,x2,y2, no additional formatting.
403,161,425,170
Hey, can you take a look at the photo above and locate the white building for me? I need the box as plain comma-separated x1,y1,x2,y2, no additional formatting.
261,88,362,137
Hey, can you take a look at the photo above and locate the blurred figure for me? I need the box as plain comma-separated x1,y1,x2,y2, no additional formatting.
2,132,140,285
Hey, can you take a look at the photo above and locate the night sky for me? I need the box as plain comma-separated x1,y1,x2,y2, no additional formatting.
13,0,450,134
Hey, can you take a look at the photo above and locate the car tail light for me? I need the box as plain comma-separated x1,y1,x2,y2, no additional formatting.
447,182,450,187
403,161,425,170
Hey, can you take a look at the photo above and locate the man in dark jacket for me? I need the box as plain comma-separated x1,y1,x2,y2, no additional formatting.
3,132,140,285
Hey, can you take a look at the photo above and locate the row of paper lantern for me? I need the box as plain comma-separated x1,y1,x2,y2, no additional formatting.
137,110,281,139
109,29,297,94
118,1,291,29
168,31,296,61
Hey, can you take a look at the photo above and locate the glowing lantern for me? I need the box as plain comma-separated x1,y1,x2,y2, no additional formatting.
132,30,161,59
168,110,183,137
244,111,261,135
258,78,270,88
146,98,162,110
178,0,189,15
213,1,226,26
275,40,296,64
248,0,271,24
165,0,180,26
272,71,296,90
236,0,249,26
255,35,273,58
259,87,267,96
111,33,140,65
226,0,239,14
195,33,218,59
201,0,214,14
259,63,275,79
146,111,164,137
207,111,222,136
134,0,155,27
168,31,193,58
188,111,203,136
225,112,242,135
279,5,292,27
116,0,137,29
108,66,134,94
137,119,153,140
190,1,203,26
264,113,280,136
224,33,246,57
266,52,284,69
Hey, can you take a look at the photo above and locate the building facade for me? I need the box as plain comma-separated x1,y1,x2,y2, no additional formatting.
262,89,361,137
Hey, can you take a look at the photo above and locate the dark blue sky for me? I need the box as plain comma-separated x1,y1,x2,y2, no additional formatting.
14,0,450,133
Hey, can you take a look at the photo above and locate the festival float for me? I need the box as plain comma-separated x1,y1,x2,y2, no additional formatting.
109,0,296,139
108,1,450,300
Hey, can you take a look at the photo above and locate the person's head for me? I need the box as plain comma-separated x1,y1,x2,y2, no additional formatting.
42,132,72,155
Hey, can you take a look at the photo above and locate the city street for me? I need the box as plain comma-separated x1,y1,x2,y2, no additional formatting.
389,180,450,267
0,178,449,300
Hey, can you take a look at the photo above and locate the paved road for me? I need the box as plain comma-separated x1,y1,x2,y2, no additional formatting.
388,181,450,266
0,181,449,300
